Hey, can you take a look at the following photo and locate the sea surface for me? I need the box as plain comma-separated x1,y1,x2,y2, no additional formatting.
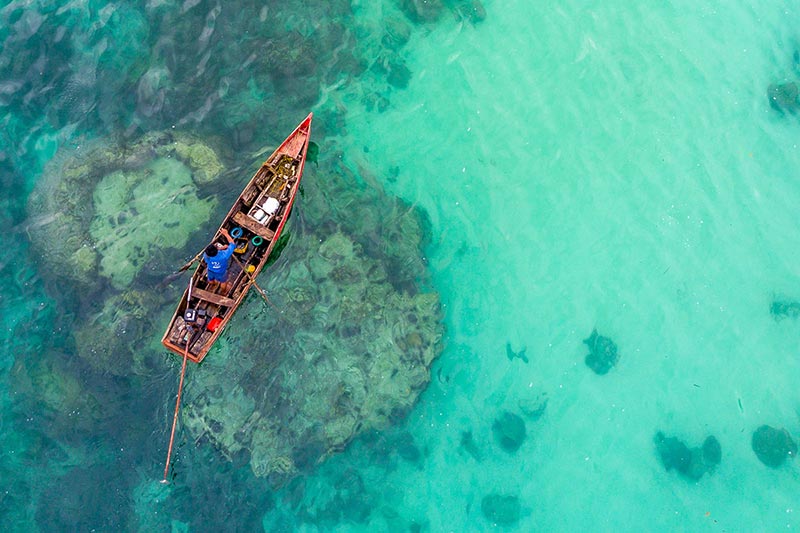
2,1,800,531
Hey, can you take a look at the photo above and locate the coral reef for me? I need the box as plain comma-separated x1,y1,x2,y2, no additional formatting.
180,152,443,484
752,425,797,468
72,289,168,376
492,411,527,453
9,351,105,443
130,0,487,147
583,328,619,375
654,431,721,481
481,494,522,526
0,1,484,528
27,130,223,294
36,464,134,531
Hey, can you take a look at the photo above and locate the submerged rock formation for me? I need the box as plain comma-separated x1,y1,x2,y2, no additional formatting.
9,350,107,445
23,129,443,489
180,153,444,484
481,494,521,526
770,300,800,320
505,342,528,363
449,0,487,24
27,131,224,295
72,289,166,376
492,411,527,453
24,131,226,377
583,328,619,375
654,431,721,481
460,430,483,461
518,392,548,421
768,82,800,114
752,425,797,468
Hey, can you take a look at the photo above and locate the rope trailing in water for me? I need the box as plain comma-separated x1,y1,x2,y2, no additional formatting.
251,280,283,315
161,333,191,483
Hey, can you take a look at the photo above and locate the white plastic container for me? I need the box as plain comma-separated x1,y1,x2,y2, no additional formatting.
264,197,280,215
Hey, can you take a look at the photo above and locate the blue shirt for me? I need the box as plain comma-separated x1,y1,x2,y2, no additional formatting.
204,244,235,274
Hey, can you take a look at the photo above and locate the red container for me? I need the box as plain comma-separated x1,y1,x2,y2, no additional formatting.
207,317,223,332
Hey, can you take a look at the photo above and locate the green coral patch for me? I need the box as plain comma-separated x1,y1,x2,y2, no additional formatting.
27,130,226,295
89,158,216,289
180,149,444,484
172,141,225,186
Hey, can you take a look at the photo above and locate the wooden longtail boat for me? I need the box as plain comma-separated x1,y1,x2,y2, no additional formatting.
161,114,312,363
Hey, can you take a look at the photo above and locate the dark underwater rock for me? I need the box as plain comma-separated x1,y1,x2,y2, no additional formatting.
382,17,412,50
448,0,487,23
702,436,722,466
492,411,527,453
654,431,721,481
460,430,483,461
386,57,412,88
752,425,797,468
36,464,132,531
654,432,693,477
396,431,422,463
296,467,373,527
481,494,521,526
583,328,619,375
770,300,800,319
307,141,320,167
398,0,445,23
768,82,800,114
506,342,529,363
518,393,548,421
9,352,106,442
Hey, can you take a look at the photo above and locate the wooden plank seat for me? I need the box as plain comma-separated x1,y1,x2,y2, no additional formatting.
192,287,236,307
232,211,276,240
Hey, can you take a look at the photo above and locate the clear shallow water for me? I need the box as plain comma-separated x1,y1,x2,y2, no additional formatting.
327,3,800,531
3,1,800,531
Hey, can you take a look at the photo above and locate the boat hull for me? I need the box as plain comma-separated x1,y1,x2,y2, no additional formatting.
161,114,312,362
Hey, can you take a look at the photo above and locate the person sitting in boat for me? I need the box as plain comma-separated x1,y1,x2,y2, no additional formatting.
203,228,235,293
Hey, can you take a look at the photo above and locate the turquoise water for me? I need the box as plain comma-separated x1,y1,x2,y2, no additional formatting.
3,1,800,531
